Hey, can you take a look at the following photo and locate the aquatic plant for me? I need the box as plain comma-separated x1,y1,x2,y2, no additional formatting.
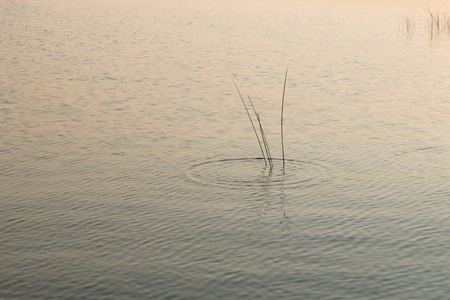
399,13,415,36
280,63,289,169
233,65,289,170
248,95,273,169
399,9,450,39
425,8,450,39
233,80,272,169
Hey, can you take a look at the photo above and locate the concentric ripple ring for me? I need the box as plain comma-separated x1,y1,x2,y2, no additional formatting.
186,158,322,189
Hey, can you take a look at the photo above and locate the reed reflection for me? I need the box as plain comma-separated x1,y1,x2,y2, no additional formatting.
245,167,291,233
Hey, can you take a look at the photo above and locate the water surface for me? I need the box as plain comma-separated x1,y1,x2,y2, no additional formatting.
1,0,450,299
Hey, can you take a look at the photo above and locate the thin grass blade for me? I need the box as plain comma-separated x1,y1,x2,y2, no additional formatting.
233,79,268,165
248,95,273,170
280,63,290,169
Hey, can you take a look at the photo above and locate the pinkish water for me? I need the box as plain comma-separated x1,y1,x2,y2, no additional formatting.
1,0,449,299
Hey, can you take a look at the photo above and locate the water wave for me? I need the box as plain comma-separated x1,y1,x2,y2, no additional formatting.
186,157,323,189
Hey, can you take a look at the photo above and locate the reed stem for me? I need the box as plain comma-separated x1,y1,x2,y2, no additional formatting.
248,95,273,170
280,63,289,169
233,80,268,166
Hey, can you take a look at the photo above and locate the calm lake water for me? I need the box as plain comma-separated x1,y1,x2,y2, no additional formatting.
1,0,450,299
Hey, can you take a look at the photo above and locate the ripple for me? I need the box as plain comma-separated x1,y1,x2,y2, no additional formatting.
186,158,323,189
